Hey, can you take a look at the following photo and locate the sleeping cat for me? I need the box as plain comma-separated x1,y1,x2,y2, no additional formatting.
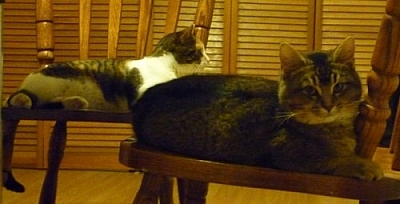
2,25,208,193
4,25,209,112
132,36,383,181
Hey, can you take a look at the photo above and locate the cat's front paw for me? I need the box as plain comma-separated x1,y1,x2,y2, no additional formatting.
335,158,383,181
356,160,384,181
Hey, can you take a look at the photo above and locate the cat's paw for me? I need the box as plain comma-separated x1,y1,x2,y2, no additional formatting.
59,96,89,110
6,92,33,108
336,158,383,181
355,160,384,181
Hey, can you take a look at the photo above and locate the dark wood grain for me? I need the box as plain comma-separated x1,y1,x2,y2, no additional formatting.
120,140,400,202
2,108,132,123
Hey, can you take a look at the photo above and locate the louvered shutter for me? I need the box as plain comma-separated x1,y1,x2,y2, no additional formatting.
316,0,387,86
3,0,40,168
52,0,137,170
229,0,315,79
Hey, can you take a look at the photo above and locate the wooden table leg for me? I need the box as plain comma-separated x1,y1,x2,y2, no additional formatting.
39,121,67,204
2,119,25,192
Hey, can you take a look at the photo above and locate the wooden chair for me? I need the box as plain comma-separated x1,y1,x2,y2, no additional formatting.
119,0,400,203
1,0,215,203
391,98,400,170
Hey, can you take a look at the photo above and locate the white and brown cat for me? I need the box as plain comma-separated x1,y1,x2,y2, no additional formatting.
4,25,209,112
2,25,209,193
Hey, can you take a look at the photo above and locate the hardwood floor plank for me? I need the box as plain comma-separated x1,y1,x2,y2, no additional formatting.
1,169,358,204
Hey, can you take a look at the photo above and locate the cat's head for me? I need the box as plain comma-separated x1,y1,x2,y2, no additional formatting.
278,37,362,125
151,25,210,76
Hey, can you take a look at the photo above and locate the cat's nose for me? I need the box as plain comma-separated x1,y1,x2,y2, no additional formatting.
320,95,334,113
321,101,334,113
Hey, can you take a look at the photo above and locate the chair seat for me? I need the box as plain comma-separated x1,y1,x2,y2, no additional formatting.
1,107,132,123
119,139,400,201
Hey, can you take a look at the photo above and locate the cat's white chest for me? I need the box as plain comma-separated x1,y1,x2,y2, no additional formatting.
126,53,177,97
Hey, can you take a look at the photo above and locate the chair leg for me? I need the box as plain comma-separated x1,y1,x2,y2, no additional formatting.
177,179,208,204
39,121,67,204
133,173,165,204
360,201,384,204
360,200,400,204
159,176,174,204
2,119,25,192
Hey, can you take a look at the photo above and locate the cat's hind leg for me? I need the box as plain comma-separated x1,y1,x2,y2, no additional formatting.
51,96,89,110
5,91,35,109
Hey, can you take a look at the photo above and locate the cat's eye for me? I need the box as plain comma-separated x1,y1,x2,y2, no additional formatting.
333,83,345,94
302,86,317,96
186,50,196,56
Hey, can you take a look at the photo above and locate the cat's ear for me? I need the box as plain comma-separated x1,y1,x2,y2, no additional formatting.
180,24,196,42
279,42,306,76
332,36,355,66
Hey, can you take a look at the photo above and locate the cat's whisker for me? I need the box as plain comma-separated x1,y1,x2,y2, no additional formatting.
275,111,296,118
274,111,298,127
336,100,363,109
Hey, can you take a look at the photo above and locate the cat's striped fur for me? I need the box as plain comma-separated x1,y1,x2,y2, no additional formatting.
132,37,383,180
4,25,209,112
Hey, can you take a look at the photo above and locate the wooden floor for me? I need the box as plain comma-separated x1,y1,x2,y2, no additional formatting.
2,148,400,204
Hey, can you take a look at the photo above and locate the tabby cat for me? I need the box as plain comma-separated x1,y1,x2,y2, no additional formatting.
4,25,209,112
132,36,383,180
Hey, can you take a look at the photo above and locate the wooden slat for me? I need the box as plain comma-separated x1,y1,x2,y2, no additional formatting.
316,0,386,87
164,0,181,34
79,0,91,59
233,0,313,78
136,0,153,58
107,0,122,58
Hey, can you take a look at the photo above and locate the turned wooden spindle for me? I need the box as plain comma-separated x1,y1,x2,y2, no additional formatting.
162,0,215,47
37,1,69,203
193,0,215,47
36,0,54,67
355,0,400,159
